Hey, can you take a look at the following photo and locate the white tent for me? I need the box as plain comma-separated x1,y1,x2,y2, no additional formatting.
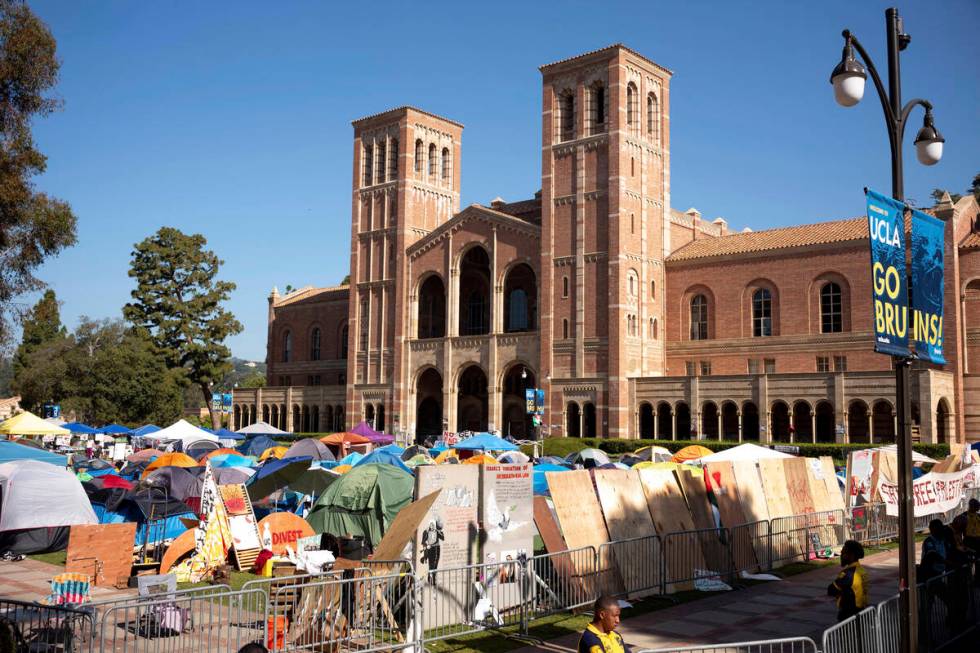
877,444,937,465
0,460,97,532
143,419,219,447
236,420,289,435
695,443,795,464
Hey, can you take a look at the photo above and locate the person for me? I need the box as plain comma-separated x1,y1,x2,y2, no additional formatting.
919,519,948,581
579,595,629,653
236,644,268,653
957,498,980,580
827,540,868,622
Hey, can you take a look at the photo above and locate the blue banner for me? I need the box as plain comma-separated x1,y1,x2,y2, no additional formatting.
910,208,945,364
866,189,908,356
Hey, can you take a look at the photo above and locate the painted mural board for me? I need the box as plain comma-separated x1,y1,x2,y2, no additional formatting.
480,463,533,615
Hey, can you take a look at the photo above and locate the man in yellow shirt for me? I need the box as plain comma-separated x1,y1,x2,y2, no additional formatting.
827,540,868,621
956,498,980,582
578,595,629,653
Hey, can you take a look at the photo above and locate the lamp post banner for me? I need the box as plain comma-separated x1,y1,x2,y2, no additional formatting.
866,189,909,356
910,208,946,364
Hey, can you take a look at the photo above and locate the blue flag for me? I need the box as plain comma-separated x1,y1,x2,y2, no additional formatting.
866,189,908,357
910,209,945,364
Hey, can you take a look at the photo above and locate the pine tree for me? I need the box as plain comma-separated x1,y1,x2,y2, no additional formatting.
12,289,65,407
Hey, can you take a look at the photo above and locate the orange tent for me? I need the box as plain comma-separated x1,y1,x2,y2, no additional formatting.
671,445,713,463
332,464,353,474
140,452,199,478
320,432,371,446
434,449,458,464
258,446,289,462
127,448,164,463
463,453,497,465
199,448,240,462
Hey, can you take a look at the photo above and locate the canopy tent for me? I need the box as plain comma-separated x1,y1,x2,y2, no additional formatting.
236,421,289,436
353,448,412,474
132,424,161,437
99,424,132,436
237,435,280,457
213,428,243,441
0,460,97,554
695,443,795,464
307,463,414,547
143,419,219,447
349,421,395,445
672,445,714,463
284,438,336,462
454,433,519,452
0,440,67,466
0,412,69,437
44,416,67,426
64,422,99,436
321,432,371,446
565,448,610,468
877,444,938,465
140,452,199,479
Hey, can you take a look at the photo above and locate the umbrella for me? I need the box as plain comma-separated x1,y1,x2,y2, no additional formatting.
247,456,312,500
454,433,519,452
463,453,497,465
284,438,336,461
405,454,434,468
498,451,530,464
127,448,164,463
212,466,255,485
259,446,289,462
400,445,429,461
289,468,340,496
320,432,371,446
565,448,610,468
143,466,204,501
672,445,713,463
199,447,240,462
140,452,199,479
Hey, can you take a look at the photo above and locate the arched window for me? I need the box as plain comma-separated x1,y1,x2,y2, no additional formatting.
650,280,656,299
441,147,450,182
282,330,292,362
562,319,569,339
340,324,348,359
821,282,843,333
310,328,321,361
428,143,437,177
414,139,423,173
690,295,708,340
647,92,659,143
562,276,569,298
375,141,386,183
388,138,399,180
628,271,636,296
363,144,373,186
648,318,654,338
630,213,635,234
653,318,659,339
589,83,605,135
558,91,575,141
752,288,773,337
626,82,638,134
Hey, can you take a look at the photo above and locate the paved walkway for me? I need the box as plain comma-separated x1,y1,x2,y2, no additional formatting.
519,547,903,651
0,558,136,603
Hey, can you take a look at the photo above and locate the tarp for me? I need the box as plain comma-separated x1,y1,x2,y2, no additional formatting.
533,463,570,495
353,448,412,474
695,443,794,464
454,433,519,452
306,463,414,547
237,435,280,457
284,438,336,461
132,425,161,437
99,423,132,436
236,421,288,436
0,440,67,466
0,412,69,436
64,422,98,435
0,460,97,531
143,419,219,446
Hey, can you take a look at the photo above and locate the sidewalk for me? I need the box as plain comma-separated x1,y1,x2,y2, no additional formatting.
0,557,136,603
517,547,903,652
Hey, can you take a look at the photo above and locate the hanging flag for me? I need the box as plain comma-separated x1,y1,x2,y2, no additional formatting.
866,189,909,357
910,208,946,364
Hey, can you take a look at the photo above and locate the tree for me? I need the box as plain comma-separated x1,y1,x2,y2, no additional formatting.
930,188,962,204
0,1,78,345
13,289,63,376
240,372,266,388
970,172,980,201
124,227,242,429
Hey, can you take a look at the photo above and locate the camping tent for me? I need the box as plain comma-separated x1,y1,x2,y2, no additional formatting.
0,460,97,553
0,440,67,466
565,448,610,468
143,419,219,448
695,443,794,464
0,412,69,437
454,433,519,452
672,445,714,463
237,435,280,457
307,463,414,546
284,438,336,461
353,448,412,474
237,421,288,436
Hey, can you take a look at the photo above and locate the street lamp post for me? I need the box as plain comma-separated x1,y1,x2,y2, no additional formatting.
830,8,944,653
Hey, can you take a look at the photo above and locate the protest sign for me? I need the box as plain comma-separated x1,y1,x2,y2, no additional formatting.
878,465,977,517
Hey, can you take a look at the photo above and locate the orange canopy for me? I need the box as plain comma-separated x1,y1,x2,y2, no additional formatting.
434,449,458,464
333,464,353,474
199,447,240,462
141,452,199,478
463,453,497,465
320,432,371,446
671,445,713,463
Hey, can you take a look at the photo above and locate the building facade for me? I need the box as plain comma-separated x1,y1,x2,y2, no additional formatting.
234,44,980,444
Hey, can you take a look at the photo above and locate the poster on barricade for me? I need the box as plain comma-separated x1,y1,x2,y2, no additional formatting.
479,464,532,615
415,465,480,630
846,450,874,507
878,465,977,517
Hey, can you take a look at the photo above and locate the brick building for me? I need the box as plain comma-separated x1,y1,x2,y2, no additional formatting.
233,44,980,444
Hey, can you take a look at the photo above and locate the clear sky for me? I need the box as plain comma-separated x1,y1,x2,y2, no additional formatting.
27,0,980,361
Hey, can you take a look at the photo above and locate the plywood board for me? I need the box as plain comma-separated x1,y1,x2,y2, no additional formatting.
784,458,817,516
637,467,702,591
532,496,594,602
704,462,758,573
533,496,566,555
594,470,659,597
757,459,794,518
730,460,772,568
66,523,136,588
804,458,843,551
820,457,847,513
675,468,730,574
372,490,440,568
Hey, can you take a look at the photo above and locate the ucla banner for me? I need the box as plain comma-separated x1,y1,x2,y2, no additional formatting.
910,208,946,364
866,189,909,356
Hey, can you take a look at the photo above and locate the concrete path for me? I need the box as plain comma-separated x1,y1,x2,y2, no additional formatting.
0,557,136,603
518,547,903,651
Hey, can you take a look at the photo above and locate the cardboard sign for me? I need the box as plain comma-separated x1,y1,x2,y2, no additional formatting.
878,465,977,517
256,512,315,556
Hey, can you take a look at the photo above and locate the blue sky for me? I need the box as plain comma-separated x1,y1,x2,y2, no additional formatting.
27,0,980,360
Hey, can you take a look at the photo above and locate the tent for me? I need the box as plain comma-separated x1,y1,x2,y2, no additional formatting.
454,433,519,452
247,456,312,500
321,432,371,446
237,421,289,436
210,453,256,468
237,435,280,457
434,449,458,464
353,448,412,474
374,444,405,457
143,419,219,448
307,463,414,547
144,466,204,501
463,453,497,465
213,428,243,441
289,468,339,497
132,424,161,437
405,454,434,468
498,451,531,464
127,448,164,463
259,446,289,462
212,466,255,485
877,444,938,465
0,411,69,437
64,422,99,436
533,463,570,495
338,451,364,466
199,447,241,462
672,445,714,463
695,443,794,464
0,440,67,466
0,460,97,554
350,421,395,445
140,452,199,478
100,424,132,436
565,448,610,468
284,438,336,462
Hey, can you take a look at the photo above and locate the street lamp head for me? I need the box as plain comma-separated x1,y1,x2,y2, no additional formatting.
914,111,944,166
830,39,866,107
521,367,527,380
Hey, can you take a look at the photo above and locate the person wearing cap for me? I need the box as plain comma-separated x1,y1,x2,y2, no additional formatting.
828,540,868,622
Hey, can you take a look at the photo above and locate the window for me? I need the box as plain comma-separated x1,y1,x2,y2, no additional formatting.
816,356,830,372
282,330,292,362
507,289,529,331
647,92,659,144
752,288,773,337
388,138,399,180
690,294,708,340
834,355,848,372
650,280,656,299
628,271,636,296
685,361,696,376
562,318,569,339
375,141,386,183
652,318,658,339
363,143,373,186
308,375,321,386
700,361,712,376
441,147,450,182
562,276,569,298
589,84,605,134
340,325,348,359
764,358,776,374
648,318,654,338
311,327,321,361
279,376,289,386
630,213,635,234
748,359,760,374
626,82,638,134
359,300,369,349
388,197,397,225
558,91,575,141
630,157,635,176
428,143,437,177
821,282,843,333
338,372,346,385
414,139,423,173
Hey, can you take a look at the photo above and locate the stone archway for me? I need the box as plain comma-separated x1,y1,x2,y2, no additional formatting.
771,401,790,442
502,364,535,439
848,401,869,443
365,404,375,428
566,403,581,438
418,276,446,339
503,264,537,332
376,404,386,433
657,402,673,439
675,402,691,440
936,398,951,444
742,402,760,441
459,247,491,336
792,401,812,442
872,401,895,443
639,402,654,438
416,368,443,443
233,405,242,431
583,403,597,438
457,365,488,432
721,402,739,440
815,401,835,442
702,402,719,439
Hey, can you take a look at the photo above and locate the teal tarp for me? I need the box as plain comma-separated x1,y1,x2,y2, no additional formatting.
0,440,67,466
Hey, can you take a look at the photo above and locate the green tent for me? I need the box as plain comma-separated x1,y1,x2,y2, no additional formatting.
306,463,414,547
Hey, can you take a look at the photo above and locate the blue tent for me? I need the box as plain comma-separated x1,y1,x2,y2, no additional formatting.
214,428,243,440
237,435,279,457
353,449,412,474
100,424,132,436
64,422,98,435
132,425,161,437
454,433,519,452
210,453,255,468
0,440,67,466
532,463,570,495
374,444,406,456
339,451,364,466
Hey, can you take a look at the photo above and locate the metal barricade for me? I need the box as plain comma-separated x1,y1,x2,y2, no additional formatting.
917,564,976,651
93,587,268,652
875,594,899,653
638,637,819,652
730,519,771,573
87,583,232,631
821,606,879,653
0,598,95,653
661,528,734,591
524,546,597,624
417,559,523,642
598,534,664,598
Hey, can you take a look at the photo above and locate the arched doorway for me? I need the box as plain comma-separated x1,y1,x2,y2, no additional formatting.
270,405,279,431
418,276,446,339
301,405,311,432
325,406,333,432
566,403,581,438
770,401,790,442
639,403,654,438
848,401,869,443
742,402,760,441
792,401,812,442
502,365,535,438
815,401,835,442
416,368,443,443
936,398,950,443
702,402,719,439
657,402,673,439
459,247,491,335
233,405,241,431
311,405,319,432
675,402,691,440
457,365,488,432
262,404,270,424
872,400,895,443
292,405,301,433
583,403,597,438
365,404,375,428
504,264,537,332
376,404,386,433
721,402,739,440
334,405,345,432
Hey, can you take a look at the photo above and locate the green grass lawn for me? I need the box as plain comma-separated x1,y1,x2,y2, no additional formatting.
27,550,67,566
